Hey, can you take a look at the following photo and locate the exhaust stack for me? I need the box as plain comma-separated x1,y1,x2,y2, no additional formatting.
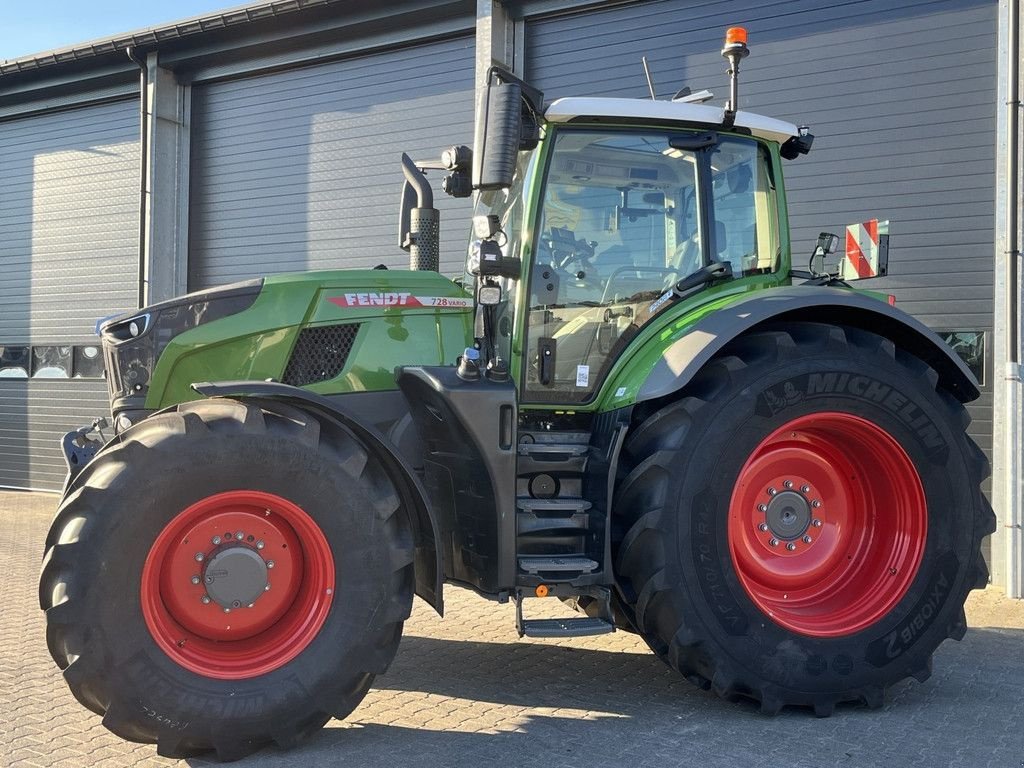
400,153,440,272
721,26,750,129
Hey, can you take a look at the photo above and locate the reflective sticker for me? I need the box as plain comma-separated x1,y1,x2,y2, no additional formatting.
328,293,472,309
615,387,627,397
576,365,590,387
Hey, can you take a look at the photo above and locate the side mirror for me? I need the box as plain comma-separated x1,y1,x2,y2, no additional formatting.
472,69,542,191
808,232,839,276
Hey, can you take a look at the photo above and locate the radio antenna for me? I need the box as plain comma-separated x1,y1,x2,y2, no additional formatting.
642,56,657,100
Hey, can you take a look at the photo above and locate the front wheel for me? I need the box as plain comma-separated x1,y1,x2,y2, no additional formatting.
40,399,414,760
614,323,995,714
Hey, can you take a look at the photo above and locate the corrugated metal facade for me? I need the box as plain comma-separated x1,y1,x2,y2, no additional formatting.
188,35,476,288
0,99,139,489
526,0,997,468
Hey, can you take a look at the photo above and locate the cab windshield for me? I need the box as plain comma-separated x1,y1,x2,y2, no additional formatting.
523,128,779,403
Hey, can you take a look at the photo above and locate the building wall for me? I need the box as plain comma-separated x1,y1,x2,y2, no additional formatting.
188,34,477,287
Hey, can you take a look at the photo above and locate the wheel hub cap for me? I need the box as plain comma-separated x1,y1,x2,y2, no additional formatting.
765,490,811,541
204,546,269,609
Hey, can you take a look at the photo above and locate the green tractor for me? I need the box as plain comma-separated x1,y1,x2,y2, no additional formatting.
41,29,993,760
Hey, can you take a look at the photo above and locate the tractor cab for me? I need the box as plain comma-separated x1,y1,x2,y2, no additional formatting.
499,102,792,404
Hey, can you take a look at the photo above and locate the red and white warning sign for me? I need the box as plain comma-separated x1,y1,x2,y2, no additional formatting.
328,293,472,309
841,219,889,280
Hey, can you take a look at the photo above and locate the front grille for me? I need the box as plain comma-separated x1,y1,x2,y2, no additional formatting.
282,324,360,387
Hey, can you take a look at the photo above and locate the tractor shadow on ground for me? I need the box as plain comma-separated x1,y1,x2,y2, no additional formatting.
190,627,1024,767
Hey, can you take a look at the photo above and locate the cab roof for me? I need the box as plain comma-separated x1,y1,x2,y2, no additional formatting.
543,97,800,145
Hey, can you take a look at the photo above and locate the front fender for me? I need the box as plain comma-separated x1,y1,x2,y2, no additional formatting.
191,380,444,615
635,286,979,406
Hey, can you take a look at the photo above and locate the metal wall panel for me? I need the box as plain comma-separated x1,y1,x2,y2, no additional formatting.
526,0,998,464
0,99,139,490
189,35,476,289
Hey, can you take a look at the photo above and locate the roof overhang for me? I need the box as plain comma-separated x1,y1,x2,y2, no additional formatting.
543,97,799,144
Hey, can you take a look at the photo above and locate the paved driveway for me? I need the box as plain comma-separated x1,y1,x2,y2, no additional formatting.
3,490,1023,767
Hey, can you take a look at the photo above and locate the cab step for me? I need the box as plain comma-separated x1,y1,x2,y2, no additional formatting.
514,586,615,638
518,617,614,638
517,438,590,474
518,555,599,575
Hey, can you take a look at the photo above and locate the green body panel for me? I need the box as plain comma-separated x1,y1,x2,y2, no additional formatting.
146,270,473,408
594,274,787,411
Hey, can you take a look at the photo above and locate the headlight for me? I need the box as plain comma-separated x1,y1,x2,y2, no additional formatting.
100,279,262,399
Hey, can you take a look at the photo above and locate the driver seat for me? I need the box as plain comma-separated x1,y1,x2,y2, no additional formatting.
669,220,728,277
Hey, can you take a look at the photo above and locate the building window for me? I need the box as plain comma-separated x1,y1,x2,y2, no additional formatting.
0,345,104,380
0,346,30,378
73,346,104,379
938,331,985,385
31,346,73,378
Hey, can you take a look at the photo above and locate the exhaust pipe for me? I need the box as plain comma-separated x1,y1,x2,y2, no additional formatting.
400,153,440,272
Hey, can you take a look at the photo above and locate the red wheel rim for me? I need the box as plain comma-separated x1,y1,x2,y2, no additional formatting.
141,490,334,679
728,413,927,638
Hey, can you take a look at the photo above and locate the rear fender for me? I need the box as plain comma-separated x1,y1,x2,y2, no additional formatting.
191,380,444,615
637,286,979,405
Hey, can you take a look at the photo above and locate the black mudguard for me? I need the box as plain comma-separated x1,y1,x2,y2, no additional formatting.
192,380,445,615
637,286,979,405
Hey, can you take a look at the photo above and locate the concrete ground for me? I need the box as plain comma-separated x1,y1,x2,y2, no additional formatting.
2,489,1023,768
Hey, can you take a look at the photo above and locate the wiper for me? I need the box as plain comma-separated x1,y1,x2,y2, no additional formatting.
643,261,734,317
672,261,734,298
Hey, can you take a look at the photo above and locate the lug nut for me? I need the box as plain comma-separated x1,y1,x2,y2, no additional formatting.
264,584,271,591
326,588,333,595
267,560,275,569
247,603,255,608
235,531,244,540
758,523,769,532
812,500,822,508
769,538,779,547
801,485,811,493
758,504,768,513
212,535,221,546
201,596,211,605
783,480,793,489
803,535,813,544
223,607,231,614
786,542,797,551
812,519,823,528
767,487,777,496
256,540,265,550
190,575,201,585
194,552,205,562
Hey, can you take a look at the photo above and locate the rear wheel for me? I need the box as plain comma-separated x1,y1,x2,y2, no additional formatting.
40,399,414,760
614,323,995,714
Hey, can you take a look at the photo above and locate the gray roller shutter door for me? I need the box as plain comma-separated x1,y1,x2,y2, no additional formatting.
0,99,140,490
189,35,476,289
526,0,997,463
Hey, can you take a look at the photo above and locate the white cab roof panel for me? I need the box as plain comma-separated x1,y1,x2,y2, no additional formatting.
544,97,799,144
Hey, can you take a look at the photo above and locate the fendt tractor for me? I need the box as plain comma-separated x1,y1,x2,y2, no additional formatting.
41,29,994,760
